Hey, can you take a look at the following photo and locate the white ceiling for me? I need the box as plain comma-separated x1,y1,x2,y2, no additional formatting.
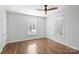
4,5,64,17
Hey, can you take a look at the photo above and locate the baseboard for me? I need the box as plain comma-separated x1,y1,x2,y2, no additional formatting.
47,37,79,51
7,37,46,44
0,43,6,53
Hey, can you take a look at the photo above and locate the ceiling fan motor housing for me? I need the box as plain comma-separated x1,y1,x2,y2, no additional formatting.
45,5,47,11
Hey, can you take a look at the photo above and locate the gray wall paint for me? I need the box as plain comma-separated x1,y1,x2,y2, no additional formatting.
47,5,79,49
7,12,46,43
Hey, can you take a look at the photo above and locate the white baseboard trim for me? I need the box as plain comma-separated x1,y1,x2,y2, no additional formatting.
47,37,79,51
0,43,6,53
7,37,46,44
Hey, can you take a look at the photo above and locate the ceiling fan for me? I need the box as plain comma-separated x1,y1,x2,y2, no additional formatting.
36,5,58,15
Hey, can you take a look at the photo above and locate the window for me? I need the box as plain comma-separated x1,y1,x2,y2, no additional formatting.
28,17,37,35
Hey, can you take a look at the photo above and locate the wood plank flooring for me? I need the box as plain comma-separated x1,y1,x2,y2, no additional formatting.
1,38,79,54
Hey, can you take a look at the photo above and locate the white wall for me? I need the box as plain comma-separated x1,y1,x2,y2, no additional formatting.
64,6,79,49
0,6,7,53
47,5,79,49
7,12,46,43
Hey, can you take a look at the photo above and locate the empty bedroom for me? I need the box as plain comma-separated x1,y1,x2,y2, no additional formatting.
0,5,79,54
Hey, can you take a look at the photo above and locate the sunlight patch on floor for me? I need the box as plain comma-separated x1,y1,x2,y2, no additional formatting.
27,43,37,54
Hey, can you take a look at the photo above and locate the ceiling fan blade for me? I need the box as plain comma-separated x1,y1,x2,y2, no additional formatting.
47,7,58,11
36,9,44,11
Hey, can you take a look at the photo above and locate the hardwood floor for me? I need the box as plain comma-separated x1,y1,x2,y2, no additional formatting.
1,38,79,54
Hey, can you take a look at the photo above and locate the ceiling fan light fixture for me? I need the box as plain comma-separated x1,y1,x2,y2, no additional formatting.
36,5,58,15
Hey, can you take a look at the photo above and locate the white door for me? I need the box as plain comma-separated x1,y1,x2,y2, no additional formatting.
0,6,3,52
0,6,7,53
1,6,7,41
